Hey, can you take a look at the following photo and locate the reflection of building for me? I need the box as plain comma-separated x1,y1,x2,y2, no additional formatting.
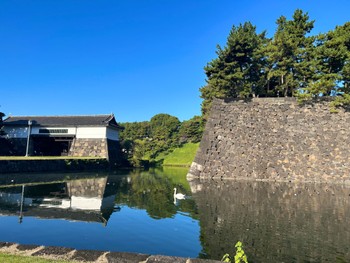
2,115,122,161
0,177,119,225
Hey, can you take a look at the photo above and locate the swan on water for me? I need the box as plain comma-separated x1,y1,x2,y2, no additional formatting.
173,188,186,199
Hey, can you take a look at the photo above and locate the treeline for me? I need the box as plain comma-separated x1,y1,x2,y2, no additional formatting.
119,114,203,167
201,9,350,118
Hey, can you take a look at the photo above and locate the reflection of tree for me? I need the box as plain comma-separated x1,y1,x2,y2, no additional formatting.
114,168,198,220
136,171,176,219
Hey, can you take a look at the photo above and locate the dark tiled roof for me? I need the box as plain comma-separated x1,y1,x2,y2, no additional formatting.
3,114,121,128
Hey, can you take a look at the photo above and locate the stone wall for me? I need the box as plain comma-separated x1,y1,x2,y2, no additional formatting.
188,98,350,183
69,138,108,158
69,138,123,166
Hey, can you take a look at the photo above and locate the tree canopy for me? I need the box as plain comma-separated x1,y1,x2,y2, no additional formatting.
200,9,350,117
200,22,267,117
119,114,203,167
265,9,315,97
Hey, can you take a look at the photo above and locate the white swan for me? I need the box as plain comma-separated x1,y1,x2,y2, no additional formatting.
173,188,186,199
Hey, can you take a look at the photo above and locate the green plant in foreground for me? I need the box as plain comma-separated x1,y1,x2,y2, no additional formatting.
221,253,231,262
221,241,248,263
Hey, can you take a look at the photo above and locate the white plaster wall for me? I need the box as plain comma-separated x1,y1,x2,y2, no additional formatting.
31,127,77,135
38,198,71,209
71,196,102,210
4,126,110,139
106,127,119,141
3,126,28,138
76,127,107,139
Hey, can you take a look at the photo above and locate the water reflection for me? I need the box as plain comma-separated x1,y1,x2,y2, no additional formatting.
189,179,350,262
114,168,197,219
0,175,118,225
0,168,201,258
1,170,349,261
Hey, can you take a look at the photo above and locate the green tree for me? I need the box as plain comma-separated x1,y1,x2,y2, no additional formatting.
200,22,267,119
131,139,152,167
200,9,350,112
149,113,181,154
178,115,203,144
150,114,180,139
119,121,151,166
296,21,350,108
265,9,315,97
119,114,182,167
120,121,150,141
300,32,344,98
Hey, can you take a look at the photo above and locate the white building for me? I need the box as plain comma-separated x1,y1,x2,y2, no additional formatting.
2,114,122,160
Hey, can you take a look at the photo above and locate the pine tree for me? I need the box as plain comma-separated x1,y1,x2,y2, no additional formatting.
265,9,315,97
200,9,350,113
298,21,350,104
200,22,266,118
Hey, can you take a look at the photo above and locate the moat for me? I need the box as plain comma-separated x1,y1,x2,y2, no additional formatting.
0,168,349,262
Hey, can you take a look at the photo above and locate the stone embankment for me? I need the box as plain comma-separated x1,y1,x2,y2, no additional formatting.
0,242,221,263
188,98,350,183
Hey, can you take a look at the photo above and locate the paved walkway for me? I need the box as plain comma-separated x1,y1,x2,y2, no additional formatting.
0,242,221,263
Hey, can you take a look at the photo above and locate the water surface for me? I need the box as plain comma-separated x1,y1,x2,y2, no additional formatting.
0,169,349,262
189,179,350,262
0,168,201,257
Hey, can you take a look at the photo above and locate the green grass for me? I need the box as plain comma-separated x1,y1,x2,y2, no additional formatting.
162,142,199,167
0,253,75,263
0,156,105,160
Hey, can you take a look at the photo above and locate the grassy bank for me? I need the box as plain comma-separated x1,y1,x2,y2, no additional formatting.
162,142,199,167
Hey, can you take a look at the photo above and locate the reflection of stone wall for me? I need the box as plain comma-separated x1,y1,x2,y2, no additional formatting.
69,138,108,158
190,179,350,262
67,178,108,198
189,98,350,182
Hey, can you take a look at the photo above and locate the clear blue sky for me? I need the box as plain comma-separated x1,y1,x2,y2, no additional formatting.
1,1,349,122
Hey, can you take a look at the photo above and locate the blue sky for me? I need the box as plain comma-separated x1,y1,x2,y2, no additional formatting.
1,1,349,122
